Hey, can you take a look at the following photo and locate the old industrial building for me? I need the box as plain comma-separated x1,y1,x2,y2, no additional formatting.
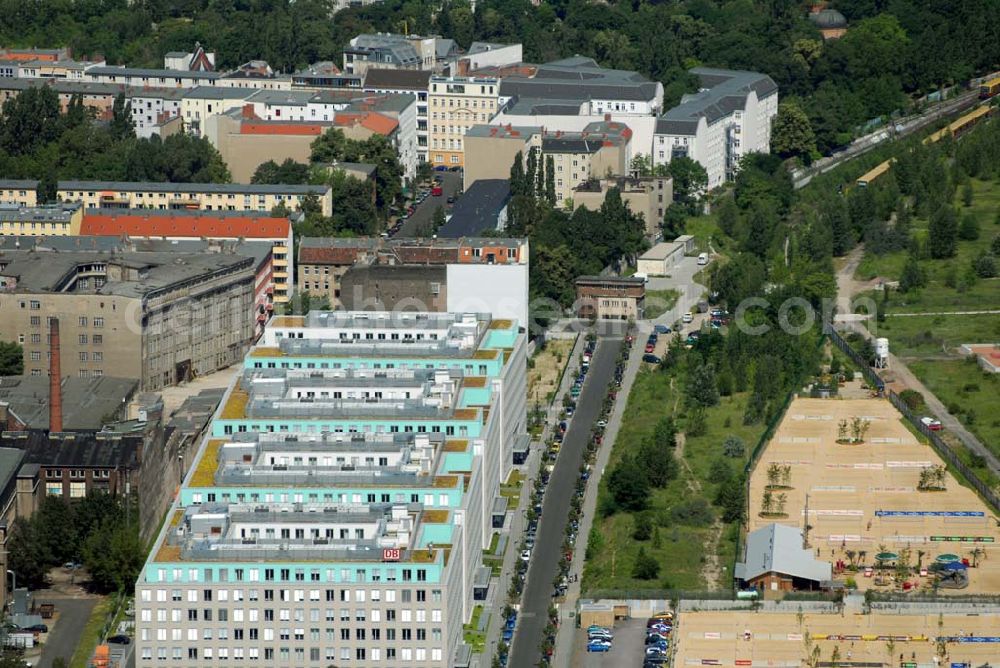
0,248,257,390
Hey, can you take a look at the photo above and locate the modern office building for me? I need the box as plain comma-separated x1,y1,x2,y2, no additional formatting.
135,311,528,668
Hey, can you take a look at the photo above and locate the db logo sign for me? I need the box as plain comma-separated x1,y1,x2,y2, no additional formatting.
382,548,401,562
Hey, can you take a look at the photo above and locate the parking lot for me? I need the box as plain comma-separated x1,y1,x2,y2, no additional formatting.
391,170,462,237
573,618,649,667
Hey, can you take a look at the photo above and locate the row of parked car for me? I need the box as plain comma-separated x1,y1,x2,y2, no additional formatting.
641,612,674,666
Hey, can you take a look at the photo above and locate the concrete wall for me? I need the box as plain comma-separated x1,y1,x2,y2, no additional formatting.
207,114,318,182
340,264,448,312
446,264,529,328
463,134,530,189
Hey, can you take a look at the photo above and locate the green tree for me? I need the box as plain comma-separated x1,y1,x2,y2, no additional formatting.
961,182,973,207
714,473,746,522
771,101,816,159
7,517,50,588
544,155,556,205
928,206,958,258
661,203,687,240
638,439,678,488
310,129,402,215
0,341,23,375
83,519,144,593
632,547,660,580
687,361,719,408
958,212,980,240
605,455,649,512
653,416,677,449
668,156,708,214
110,92,133,140
898,252,926,292
252,158,310,184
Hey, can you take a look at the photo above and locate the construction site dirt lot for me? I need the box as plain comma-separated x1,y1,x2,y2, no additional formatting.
673,610,1000,666
748,397,1000,594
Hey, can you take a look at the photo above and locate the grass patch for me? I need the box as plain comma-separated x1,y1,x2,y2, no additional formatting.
644,289,680,320
527,338,575,407
582,366,764,593
854,177,1000,313
867,313,1000,357
462,605,486,653
684,213,720,251
69,597,114,668
907,358,1000,460
500,470,524,500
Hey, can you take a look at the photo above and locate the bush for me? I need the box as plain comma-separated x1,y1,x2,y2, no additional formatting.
632,547,660,580
722,435,746,458
632,512,653,541
899,389,925,411
972,253,997,278
670,498,714,526
709,458,732,483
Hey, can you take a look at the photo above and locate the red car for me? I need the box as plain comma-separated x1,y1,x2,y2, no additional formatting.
645,343,655,353
431,186,443,196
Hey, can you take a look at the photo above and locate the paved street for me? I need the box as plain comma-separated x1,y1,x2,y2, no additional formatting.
393,171,462,237
508,337,623,668
36,596,97,668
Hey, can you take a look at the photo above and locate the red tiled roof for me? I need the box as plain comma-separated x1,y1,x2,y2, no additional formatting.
80,211,290,239
333,111,398,136
240,122,327,136
299,247,368,265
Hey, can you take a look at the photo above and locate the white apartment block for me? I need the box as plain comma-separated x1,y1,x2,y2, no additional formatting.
653,67,778,189
428,76,498,167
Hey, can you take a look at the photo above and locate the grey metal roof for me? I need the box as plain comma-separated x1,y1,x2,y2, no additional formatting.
735,523,831,582
657,67,778,135
0,202,79,222
247,89,315,106
57,180,329,195
363,68,431,90
86,66,221,80
467,42,512,55
502,96,586,116
347,34,421,67
0,249,253,298
0,179,39,189
439,180,511,238
182,86,257,100
0,448,24,492
0,235,121,252
499,57,659,103
0,376,138,431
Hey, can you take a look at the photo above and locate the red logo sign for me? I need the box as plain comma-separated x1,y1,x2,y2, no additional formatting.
382,548,401,562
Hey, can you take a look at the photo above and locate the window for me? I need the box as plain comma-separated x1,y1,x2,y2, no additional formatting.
78,334,87,345
69,482,86,498
79,352,88,362
93,317,104,328
92,335,102,345
29,300,39,310
78,316,87,327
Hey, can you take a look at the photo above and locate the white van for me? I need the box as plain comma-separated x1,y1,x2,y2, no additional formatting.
634,272,649,283
697,253,709,266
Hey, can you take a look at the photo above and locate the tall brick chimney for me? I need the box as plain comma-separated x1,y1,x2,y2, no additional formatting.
49,318,62,433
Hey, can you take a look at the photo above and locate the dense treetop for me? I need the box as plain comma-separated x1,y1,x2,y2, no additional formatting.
3,0,997,154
